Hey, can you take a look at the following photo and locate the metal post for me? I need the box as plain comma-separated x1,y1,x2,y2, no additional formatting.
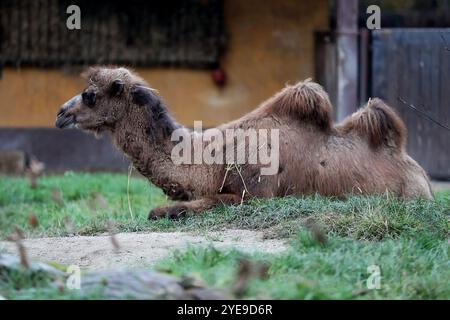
336,0,359,122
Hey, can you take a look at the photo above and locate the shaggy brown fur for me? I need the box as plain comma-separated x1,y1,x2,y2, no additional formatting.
56,67,433,219
337,98,407,150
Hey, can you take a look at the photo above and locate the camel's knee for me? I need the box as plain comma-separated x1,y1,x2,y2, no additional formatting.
147,199,214,220
148,204,189,220
148,194,241,220
148,200,209,220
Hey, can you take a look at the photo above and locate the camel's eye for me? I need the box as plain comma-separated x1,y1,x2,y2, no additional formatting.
110,79,124,96
82,90,96,108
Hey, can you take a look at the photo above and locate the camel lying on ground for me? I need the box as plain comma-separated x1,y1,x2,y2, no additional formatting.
56,67,432,219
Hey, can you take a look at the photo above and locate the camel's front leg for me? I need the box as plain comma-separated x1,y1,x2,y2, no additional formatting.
148,194,241,220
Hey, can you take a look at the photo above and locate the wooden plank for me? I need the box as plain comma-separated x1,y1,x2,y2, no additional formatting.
314,31,338,116
359,29,369,105
371,29,450,179
336,0,359,121
371,30,389,101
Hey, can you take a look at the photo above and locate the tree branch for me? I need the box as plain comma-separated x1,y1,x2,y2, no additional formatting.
397,97,450,131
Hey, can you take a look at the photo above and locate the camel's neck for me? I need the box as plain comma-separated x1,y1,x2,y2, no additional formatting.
112,99,187,192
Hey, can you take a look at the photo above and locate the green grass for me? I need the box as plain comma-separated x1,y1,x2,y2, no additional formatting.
1,172,449,299
156,235,450,299
0,172,168,237
1,173,449,241
0,266,104,300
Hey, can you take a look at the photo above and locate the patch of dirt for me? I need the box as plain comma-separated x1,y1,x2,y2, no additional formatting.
0,230,287,270
431,181,450,192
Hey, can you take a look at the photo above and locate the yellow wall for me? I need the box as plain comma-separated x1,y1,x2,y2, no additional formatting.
0,0,328,128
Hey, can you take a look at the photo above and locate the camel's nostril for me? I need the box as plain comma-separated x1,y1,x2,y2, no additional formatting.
57,108,66,117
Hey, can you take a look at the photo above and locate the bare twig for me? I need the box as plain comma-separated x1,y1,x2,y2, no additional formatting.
107,220,121,252
219,164,233,192
89,192,108,211
232,258,251,297
397,97,450,131
220,163,250,199
127,164,134,220
63,216,76,235
303,218,328,246
440,33,450,52
51,188,64,206
6,228,30,269
25,157,45,188
234,164,250,196
232,258,269,298
240,189,246,206
28,212,39,229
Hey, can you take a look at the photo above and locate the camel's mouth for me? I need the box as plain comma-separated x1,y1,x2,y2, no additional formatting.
55,95,80,129
55,113,76,129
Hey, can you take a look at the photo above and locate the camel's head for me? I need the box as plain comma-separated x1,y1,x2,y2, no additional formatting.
55,67,155,133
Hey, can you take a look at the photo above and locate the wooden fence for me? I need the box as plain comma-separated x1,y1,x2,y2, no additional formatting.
316,28,450,179
372,29,450,179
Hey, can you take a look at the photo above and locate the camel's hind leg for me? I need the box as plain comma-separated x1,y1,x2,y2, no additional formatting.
148,194,241,220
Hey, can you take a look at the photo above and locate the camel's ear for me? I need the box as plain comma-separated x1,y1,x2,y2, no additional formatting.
110,79,124,96
131,85,158,106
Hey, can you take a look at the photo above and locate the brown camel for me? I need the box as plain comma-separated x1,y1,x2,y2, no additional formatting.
55,67,433,219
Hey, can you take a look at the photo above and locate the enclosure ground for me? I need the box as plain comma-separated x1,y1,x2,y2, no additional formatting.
0,230,286,270
1,173,449,299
